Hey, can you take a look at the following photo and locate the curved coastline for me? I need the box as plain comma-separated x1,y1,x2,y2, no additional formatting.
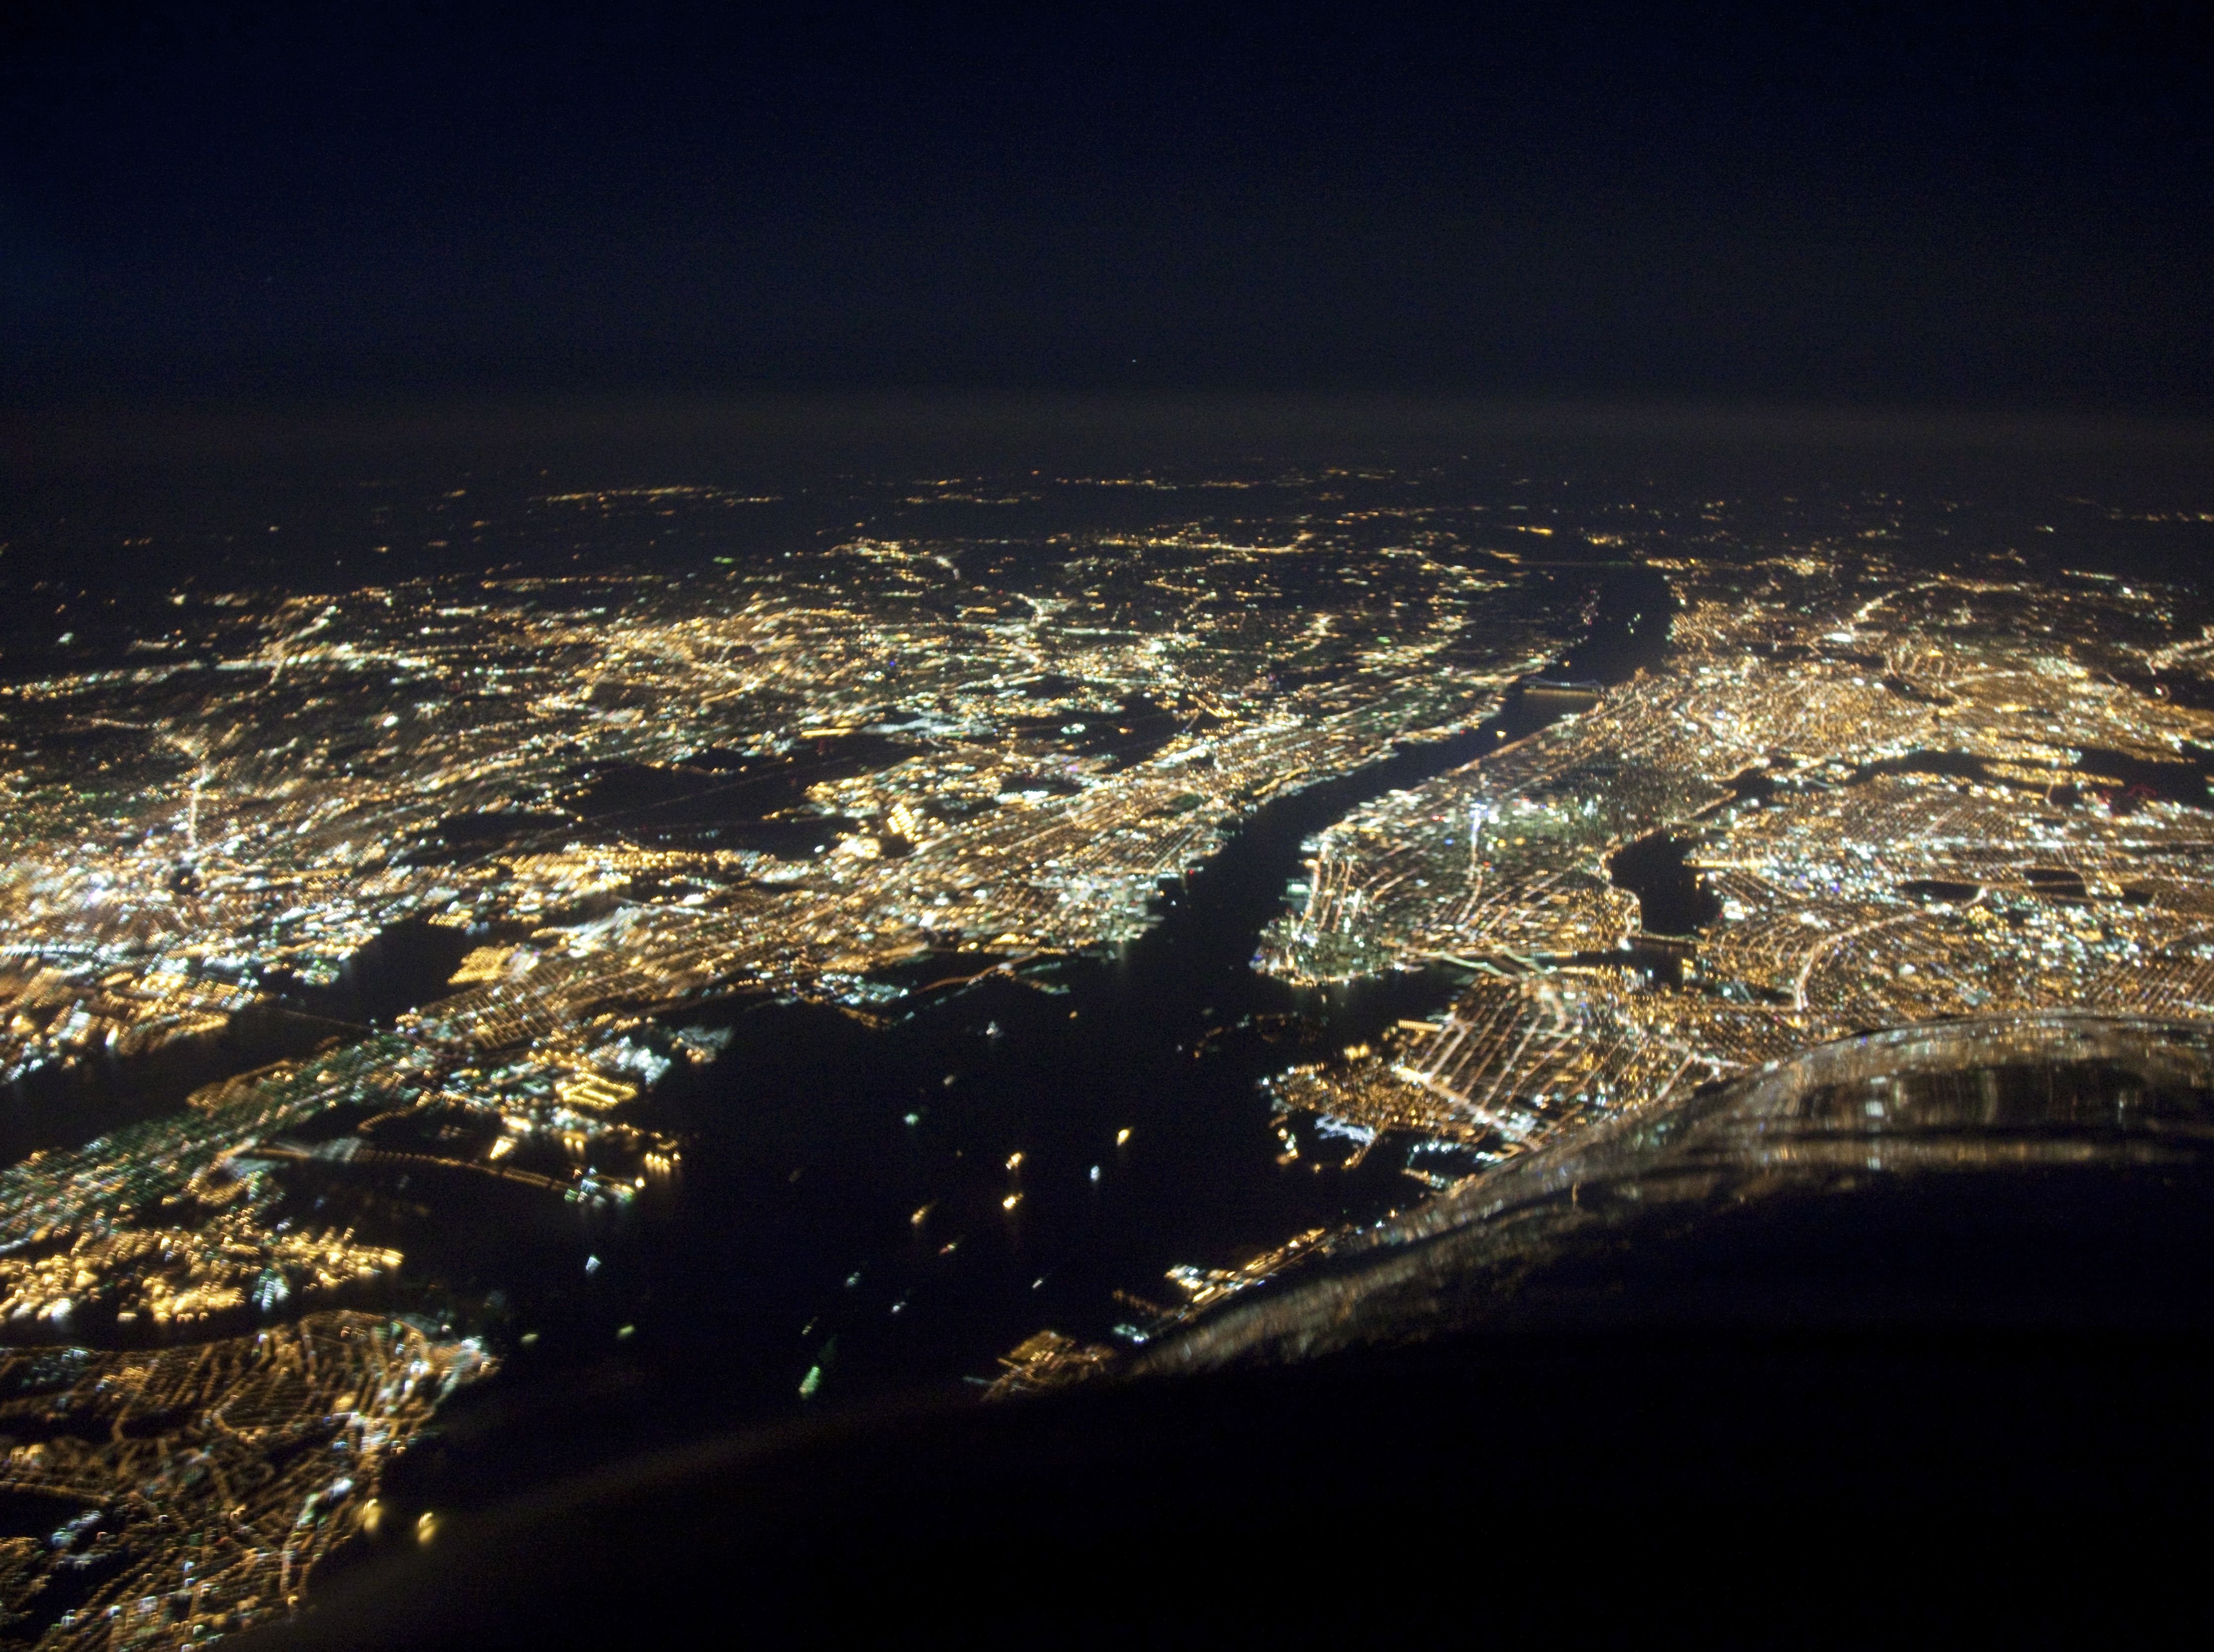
1142,1011,2214,1374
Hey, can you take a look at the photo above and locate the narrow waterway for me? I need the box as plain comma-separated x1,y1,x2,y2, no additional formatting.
367,565,1678,1522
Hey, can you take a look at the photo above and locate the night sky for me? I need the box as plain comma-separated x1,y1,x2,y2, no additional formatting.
2,2,2210,411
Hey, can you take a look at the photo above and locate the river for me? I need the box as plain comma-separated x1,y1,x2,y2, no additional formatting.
357,563,1678,1523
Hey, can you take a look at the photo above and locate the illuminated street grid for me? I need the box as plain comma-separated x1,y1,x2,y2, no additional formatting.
1267,559,2214,1181
8,493,2214,1637
0,1313,487,1647
0,509,1553,1642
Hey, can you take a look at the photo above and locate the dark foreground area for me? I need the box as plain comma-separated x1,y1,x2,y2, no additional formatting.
259,1016,2214,1645
262,1324,2214,1646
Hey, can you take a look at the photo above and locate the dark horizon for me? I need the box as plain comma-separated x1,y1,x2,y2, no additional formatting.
9,393,2214,537
4,2,2211,415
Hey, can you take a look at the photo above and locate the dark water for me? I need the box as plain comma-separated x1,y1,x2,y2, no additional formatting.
1899,879,1982,903
2072,745,2214,812
1846,744,2214,816
1608,831,1723,938
0,919,479,1230
0,493,1679,1533
367,740,1512,1511
1551,564,1676,684
568,733,911,853
0,1004,346,1167
288,919,480,1028
353,556,1674,1523
1850,750,2001,785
